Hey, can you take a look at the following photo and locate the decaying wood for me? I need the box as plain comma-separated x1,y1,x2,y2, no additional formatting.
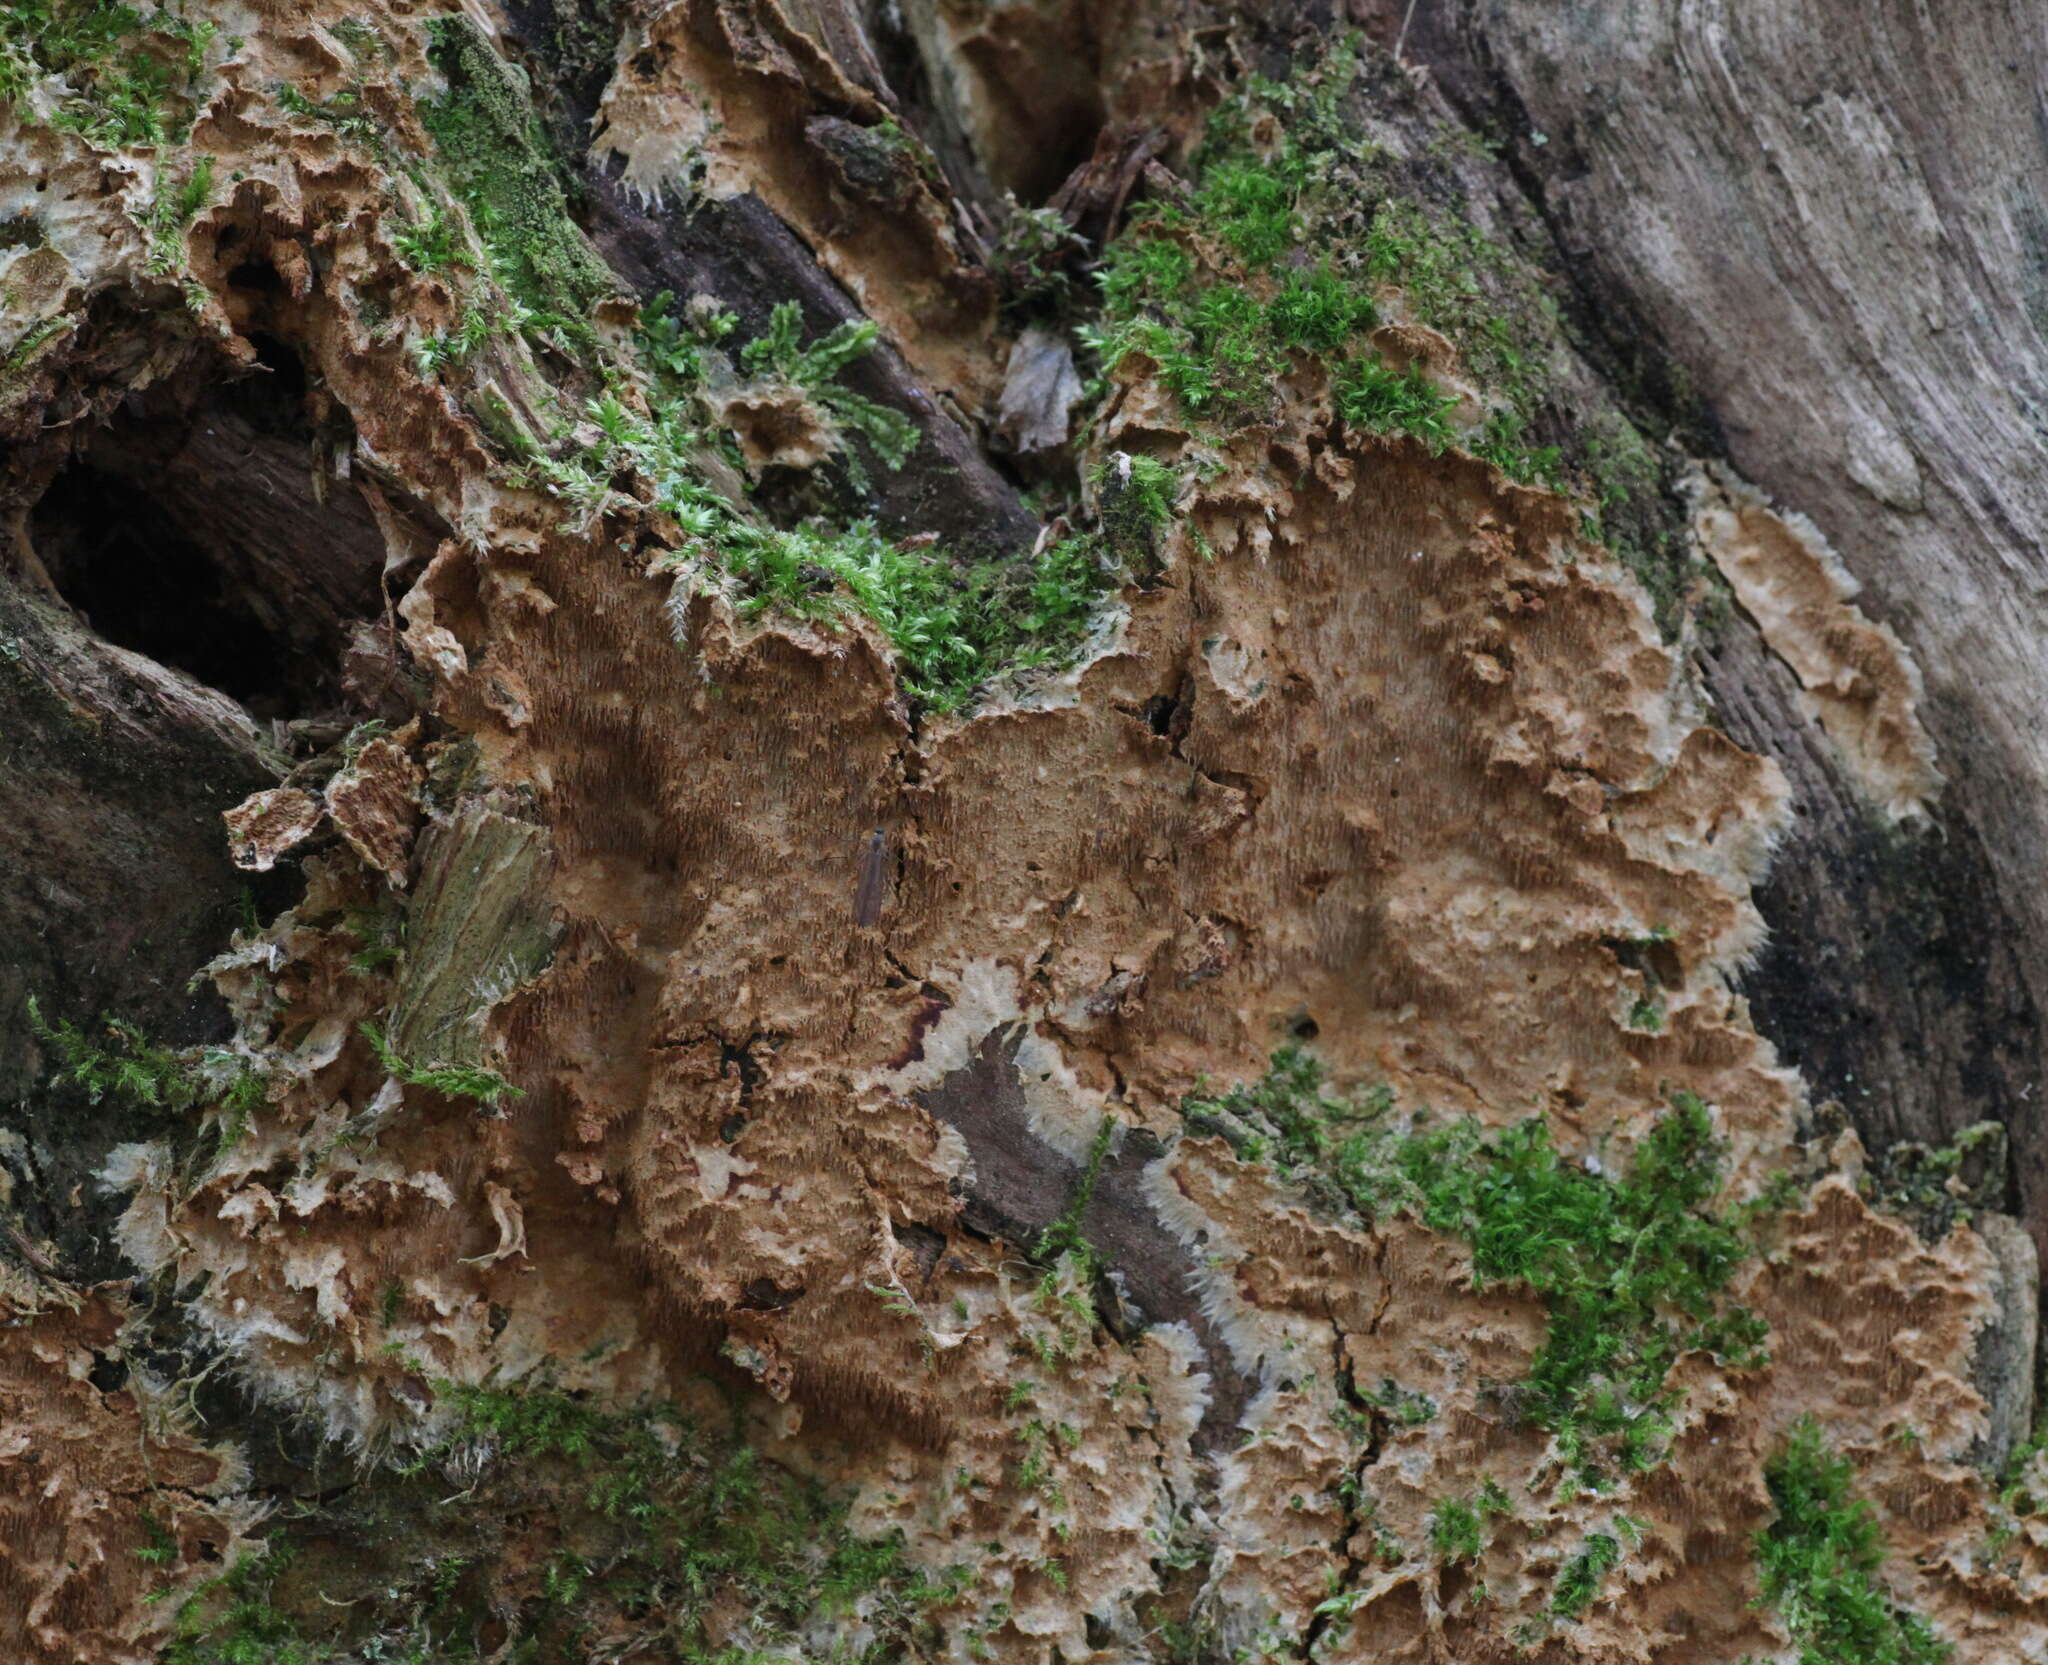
1,1,2044,1661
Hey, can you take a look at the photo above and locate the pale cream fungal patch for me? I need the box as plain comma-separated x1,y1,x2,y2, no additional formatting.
1693,465,1942,818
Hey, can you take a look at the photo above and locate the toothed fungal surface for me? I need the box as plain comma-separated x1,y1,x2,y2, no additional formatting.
0,5,2042,1663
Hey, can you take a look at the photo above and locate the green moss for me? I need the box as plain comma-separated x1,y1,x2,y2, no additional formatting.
1094,452,1179,564
739,299,919,477
163,1542,322,1665
417,16,616,356
1429,1480,1510,1564
1333,356,1457,452
1182,1051,1774,1488
1754,1420,1951,1665
637,290,735,399
1863,1120,2007,1240
1550,1527,1623,1620
1087,59,1563,477
1092,206,1387,430
592,378,1125,711
358,1018,521,1110
1034,1114,1118,1274
390,198,467,275
142,152,213,274
26,992,263,1121
2,314,74,377
992,200,1083,319
327,18,385,62
681,514,1118,713
169,1380,967,1664
0,0,219,149
275,80,377,143
1096,43,1727,637
1573,415,1692,630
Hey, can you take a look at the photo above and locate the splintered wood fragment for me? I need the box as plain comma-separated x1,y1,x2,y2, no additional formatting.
855,828,888,927
389,800,556,1067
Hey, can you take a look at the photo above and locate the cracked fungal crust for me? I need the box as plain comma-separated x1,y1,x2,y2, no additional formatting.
121,403,2043,1654
0,1291,255,1665
1,1,2039,1659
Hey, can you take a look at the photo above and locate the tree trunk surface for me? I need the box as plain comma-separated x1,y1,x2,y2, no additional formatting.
1,2,2042,1661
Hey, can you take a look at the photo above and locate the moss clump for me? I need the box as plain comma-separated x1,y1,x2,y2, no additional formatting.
418,15,616,354
141,151,213,274
1550,1524,1626,1620
1182,1050,1774,1487
737,298,921,480
1429,1480,1511,1564
1097,40,1725,636
992,199,1085,320
27,993,265,1123
1863,1120,2007,1241
605,395,1156,712
275,79,381,148
1087,49,1562,484
1092,209,1387,431
658,510,1121,714
1352,197,1563,489
167,1380,966,1663
0,0,218,149
1754,1420,1951,1665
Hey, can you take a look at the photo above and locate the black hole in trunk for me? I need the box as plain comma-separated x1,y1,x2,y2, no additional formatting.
217,331,312,438
30,335,397,722
35,465,292,708
227,259,287,296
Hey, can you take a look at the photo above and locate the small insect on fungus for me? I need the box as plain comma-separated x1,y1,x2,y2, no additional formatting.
854,828,888,927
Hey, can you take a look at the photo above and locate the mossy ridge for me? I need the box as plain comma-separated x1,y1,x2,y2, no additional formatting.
164,1378,966,1664
1181,1049,1776,1491
416,15,618,360
1751,1419,1951,1665
1089,43,1550,475
0,0,220,149
636,402,1169,713
1093,40,1715,633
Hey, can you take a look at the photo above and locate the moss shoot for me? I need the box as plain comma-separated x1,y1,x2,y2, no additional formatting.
27,993,265,1124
